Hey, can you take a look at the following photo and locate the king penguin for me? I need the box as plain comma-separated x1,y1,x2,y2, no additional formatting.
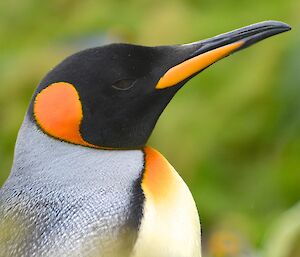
0,21,290,257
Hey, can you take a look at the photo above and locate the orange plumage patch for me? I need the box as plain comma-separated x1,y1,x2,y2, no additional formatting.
142,147,177,203
34,82,95,147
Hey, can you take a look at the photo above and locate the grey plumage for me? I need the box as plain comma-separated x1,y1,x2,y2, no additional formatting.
0,117,145,257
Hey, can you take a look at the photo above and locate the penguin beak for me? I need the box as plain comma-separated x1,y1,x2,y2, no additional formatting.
156,21,291,89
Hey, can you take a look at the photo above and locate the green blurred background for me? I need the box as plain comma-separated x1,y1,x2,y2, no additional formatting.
0,0,299,256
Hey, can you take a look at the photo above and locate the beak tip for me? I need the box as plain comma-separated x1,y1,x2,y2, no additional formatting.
265,20,292,31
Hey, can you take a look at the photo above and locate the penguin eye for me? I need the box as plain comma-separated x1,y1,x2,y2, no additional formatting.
112,79,137,91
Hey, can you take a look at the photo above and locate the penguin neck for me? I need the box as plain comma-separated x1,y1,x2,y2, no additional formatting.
10,116,144,182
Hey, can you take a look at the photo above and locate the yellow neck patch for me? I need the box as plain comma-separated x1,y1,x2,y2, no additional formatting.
142,147,176,203
134,147,201,256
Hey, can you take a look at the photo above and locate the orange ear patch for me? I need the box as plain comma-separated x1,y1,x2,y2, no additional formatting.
34,82,95,147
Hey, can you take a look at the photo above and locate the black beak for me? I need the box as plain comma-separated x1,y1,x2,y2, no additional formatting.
191,20,291,56
156,21,291,89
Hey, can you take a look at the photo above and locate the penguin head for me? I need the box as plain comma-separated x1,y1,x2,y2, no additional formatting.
30,21,290,149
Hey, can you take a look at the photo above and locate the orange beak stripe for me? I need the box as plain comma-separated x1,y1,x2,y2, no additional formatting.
156,41,244,89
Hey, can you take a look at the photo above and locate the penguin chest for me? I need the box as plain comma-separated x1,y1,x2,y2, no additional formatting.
133,147,201,257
